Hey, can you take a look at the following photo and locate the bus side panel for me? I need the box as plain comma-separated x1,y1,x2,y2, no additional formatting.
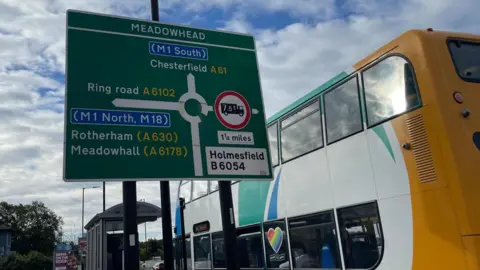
367,124,411,199
187,195,207,234
238,180,272,226
184,184,241,235
377,195,413,270
463,236,480,270
327,130,396,270
280,148,335,219
367,121,414,270
326,132,377,207
206,190,222,233
232,184,240,227
391,112,468,270
183,204,195,235
432,33,480,237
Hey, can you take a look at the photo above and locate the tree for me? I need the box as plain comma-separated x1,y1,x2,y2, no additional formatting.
0,251,52,270
139,248,148,261
140,239,165,259
0,201,64,256
146,238,162,255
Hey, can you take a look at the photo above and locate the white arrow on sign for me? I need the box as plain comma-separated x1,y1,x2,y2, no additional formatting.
112,73,211,176
112,99,181,111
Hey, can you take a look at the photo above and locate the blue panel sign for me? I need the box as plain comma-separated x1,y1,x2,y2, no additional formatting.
55,243,72,251
149,41,208,60
71,108,171,128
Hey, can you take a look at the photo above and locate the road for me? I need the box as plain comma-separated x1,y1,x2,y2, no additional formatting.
141,259,160,269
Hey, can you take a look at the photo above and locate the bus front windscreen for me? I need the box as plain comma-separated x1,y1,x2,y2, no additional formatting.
448,39,480,83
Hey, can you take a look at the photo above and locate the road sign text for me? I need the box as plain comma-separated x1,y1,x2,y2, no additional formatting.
64,10,272,181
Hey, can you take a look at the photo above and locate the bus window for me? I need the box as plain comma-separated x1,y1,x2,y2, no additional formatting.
193,234,212,269
404,63,421,109
281,100,320,128
192,181,208,200
263,220,290,269
180,181,192,203
281,100,323,162
268,123,279,166
237,225,264,268
210,181,219,193
337,202,383,269
448,39,480,82
362,56,421,127
212,232,226,268
288,211,341,269
324,76,363,144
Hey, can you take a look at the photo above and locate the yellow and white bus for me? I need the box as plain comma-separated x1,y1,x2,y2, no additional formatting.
173,28,480,270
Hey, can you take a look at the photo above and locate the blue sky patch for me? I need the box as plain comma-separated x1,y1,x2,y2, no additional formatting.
247,10,296,31
37,87,56,97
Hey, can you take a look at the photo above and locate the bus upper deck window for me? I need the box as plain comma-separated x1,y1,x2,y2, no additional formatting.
362,56,421,127
404,63,420,108
448,39,480,83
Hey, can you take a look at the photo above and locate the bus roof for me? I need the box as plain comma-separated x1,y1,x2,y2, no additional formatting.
265,28,473,126
266,71,350,125
264,32,408,126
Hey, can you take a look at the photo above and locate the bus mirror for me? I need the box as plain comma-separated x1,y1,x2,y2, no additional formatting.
179,197,186,208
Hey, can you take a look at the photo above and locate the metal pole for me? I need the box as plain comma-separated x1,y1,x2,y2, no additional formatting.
141,199,148,256
123,181,139,270
179,198,187,270
81,186,99,236
160,180,174,270
218,181,239,270
149,1,174,269
145,221,148,258
151,0,159,20
103,182,106,212
81,188,85,236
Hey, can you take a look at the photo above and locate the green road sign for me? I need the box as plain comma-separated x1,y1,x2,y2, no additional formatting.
63,10,273,182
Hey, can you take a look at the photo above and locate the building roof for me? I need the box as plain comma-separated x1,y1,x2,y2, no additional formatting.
84,201,162,230
0,224,12,231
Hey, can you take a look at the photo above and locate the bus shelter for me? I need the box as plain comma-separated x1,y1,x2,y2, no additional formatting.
84,201,162,270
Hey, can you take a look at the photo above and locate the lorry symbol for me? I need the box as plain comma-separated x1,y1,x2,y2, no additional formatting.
221,103,244,117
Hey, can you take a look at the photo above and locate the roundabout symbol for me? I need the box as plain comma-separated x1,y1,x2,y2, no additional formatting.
111,73,260,177
215,91,251,130
112,73,212,177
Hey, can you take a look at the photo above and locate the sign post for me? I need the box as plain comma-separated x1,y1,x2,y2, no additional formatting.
64,8,273,270
123,181,138,270
148,1,175,270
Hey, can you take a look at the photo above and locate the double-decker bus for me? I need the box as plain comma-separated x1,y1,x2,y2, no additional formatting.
173,28,480,270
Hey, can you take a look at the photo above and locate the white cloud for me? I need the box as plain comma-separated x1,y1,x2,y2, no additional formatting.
0,0,479,242
244,0,480,116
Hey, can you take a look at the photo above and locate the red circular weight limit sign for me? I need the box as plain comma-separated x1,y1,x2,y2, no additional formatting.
214,91,251,130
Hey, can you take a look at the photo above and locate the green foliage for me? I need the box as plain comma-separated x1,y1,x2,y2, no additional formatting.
147,238,161,254
139,247,148,261
0,200,64,256
155,249,164,259
0,251,52,270
139,239,165,260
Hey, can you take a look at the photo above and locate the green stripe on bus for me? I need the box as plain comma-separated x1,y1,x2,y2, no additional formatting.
238,181,271,226
372,125,395,162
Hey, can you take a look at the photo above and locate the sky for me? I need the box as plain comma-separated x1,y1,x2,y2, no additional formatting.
0,0,479,243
